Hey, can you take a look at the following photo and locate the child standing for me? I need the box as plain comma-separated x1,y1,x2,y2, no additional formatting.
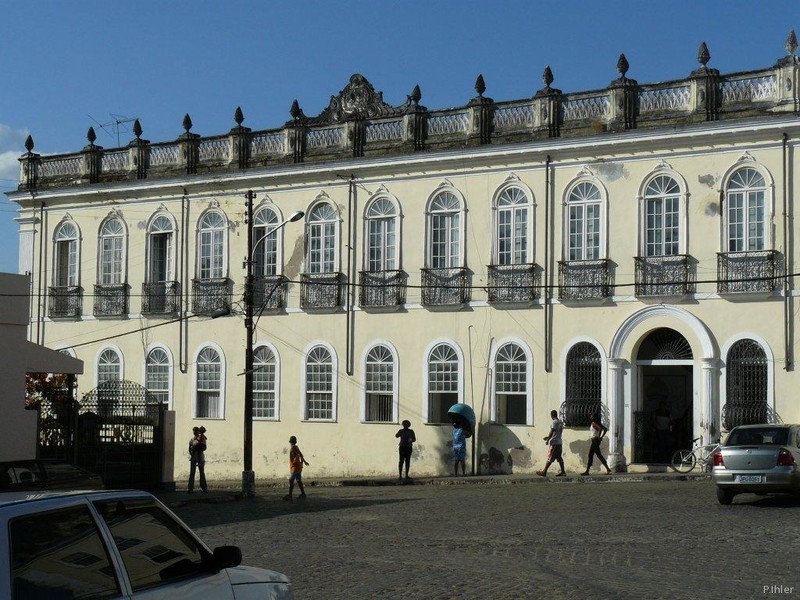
284,435,309,501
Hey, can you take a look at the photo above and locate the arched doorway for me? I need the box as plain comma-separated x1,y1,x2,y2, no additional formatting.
633,328,693,464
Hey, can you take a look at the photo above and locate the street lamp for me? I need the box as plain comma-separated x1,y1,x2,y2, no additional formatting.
243,189,303,497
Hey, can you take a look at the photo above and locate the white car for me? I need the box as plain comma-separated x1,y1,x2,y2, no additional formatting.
0,489,292,599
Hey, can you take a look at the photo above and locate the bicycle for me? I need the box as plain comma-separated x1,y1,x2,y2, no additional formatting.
671,437,722,473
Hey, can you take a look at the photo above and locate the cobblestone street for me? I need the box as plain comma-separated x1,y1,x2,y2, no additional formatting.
166,479,800,600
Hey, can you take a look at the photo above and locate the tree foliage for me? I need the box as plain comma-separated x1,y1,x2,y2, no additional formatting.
25,372,70,410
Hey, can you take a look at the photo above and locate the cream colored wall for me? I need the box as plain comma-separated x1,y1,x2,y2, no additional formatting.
21,124,800,480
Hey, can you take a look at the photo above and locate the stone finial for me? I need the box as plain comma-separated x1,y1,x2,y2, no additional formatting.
617,54,629,77
24,135,34,153
290,99,303,120
182,114,193,132
543,65,554,88
87,127,96,145
475,74,486,97
697,42,711,66
786,30,798,57
410,84,422,105
234,106,244,126
133,119,142,139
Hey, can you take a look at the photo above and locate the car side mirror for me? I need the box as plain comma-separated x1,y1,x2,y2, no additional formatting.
213,545,242,569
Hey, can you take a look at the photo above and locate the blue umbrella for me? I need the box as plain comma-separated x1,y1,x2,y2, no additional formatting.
447,403,476,438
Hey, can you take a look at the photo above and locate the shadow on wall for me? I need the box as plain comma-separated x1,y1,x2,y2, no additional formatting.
567,437,610,471
478,424,530,475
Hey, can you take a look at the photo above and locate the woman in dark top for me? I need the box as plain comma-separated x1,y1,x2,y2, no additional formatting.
395,420,416,481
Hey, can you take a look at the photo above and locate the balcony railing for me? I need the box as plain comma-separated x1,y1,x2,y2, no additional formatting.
142,281,180,315
252,275,288,311
558,259,611,301
487,263,538,304
48,286,82,318
300,272,343,309
560,399,604,428
421,267,470,306
93,284,129,317
722,401,782,431
359,270,406,308
634,255,692,297
717,250,779,294
192,278,231,315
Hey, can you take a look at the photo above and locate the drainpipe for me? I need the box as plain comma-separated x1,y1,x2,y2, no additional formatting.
783,133,793,371
36,201,45,345
179,190,188,373
345,176,356,376
468,325,475,475
544,155,552,372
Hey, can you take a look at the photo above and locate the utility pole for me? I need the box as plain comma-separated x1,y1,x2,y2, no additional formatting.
242,190,256,497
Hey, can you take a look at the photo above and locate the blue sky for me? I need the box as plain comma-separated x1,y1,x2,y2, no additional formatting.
0,1,797,273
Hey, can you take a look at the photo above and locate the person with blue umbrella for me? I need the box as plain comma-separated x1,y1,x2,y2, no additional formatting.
447,404,475,476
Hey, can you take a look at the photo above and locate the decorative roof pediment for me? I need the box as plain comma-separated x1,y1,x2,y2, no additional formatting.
313,74,403,124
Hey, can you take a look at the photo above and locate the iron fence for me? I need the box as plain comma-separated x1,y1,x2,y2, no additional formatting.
717,250,779,294
252,275,288,311
48,286,82,318
634,255,692,296
142,281,180,315
487,263,538,303
421,268,470,306
558,259,611,301
192,278,231,315
300,272,343,309
359,270,406,307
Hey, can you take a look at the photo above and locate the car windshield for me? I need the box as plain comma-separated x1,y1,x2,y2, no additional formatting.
726,427,789,446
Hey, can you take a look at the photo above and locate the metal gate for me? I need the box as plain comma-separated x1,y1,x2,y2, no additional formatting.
37,380,165,489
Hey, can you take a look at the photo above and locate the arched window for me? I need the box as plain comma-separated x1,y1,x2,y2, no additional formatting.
427,343,460,423
305,346,335,420
365,198,398,272
495,187,531,265
253,207,279,276
196,346,222,418
563,342,602,426
364,344,396,422
494,343,529,425
97,348,122,384
253,346,278,419
427,192,462,269
147,215,174,283
643,175,681,257
306,204,338,274
724,339,769,429
197,211,226,279
145,347,170,407
98,218,125,285
726,168,767,252
54,222,79,287
566,182,603,261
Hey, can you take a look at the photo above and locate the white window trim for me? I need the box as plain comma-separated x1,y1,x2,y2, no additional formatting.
490,182,535,265
362,193,402,272
143,343,174,410
719,160,775,252
637,168,689,257
719,333,775,422
253,203,287,277
191,342,226,420
95,344,124,388
301,341,338,422
96,216,128,285
252,341,281,421
360,340,400,423
424,185,467,269
562,177,608,261
53,219,82,288
422,338,465,425
489,337,534,426
145,212,177,284
304,200,342,274
195,209,229,280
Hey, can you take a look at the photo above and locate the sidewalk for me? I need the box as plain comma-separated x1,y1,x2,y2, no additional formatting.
158,469,711,506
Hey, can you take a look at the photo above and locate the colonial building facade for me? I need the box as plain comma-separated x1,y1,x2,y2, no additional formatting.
9,34,800,481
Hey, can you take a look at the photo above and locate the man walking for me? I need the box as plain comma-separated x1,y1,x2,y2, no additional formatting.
537,409,566,477
284,435,309,501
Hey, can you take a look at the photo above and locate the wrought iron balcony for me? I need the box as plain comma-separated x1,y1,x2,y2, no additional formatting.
634,255,692,297
487,263,538,304
717,250,780,294
48,286,82,318
192,278,231,315
359,270,407,308
300,272,343,309
722,401,781,431
560,399,603,428
142,281,179,315
421,267,470,306
558,259,611,301
251,275,288,311
93,284,129,317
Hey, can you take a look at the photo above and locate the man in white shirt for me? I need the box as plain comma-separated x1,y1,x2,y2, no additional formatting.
536,409,566,477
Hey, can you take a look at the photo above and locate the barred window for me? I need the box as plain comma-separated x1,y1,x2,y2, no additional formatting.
254,207,279,276
54,222,79,287
428,192,462,269
253,346,277,419
364,345,395,422
724,339,769,429
567,182,602,261
643,176,681,257
197,211,226,280
563,342,602,427
196,347,221,418
99,218,125,285
365,198,398,272
305,346,334,420
307,204,338,274
428,343,459,424
494,343,528,425
145,348,170,406
726,168,767,252
495,187,530,266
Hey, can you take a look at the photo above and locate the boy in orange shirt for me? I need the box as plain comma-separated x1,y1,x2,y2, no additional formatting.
284,435,309,501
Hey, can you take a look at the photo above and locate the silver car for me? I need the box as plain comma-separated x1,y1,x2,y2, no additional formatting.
0,489,292,599
712,424,800,505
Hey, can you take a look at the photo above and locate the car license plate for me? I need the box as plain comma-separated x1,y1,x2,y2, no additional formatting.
738,475,762,483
